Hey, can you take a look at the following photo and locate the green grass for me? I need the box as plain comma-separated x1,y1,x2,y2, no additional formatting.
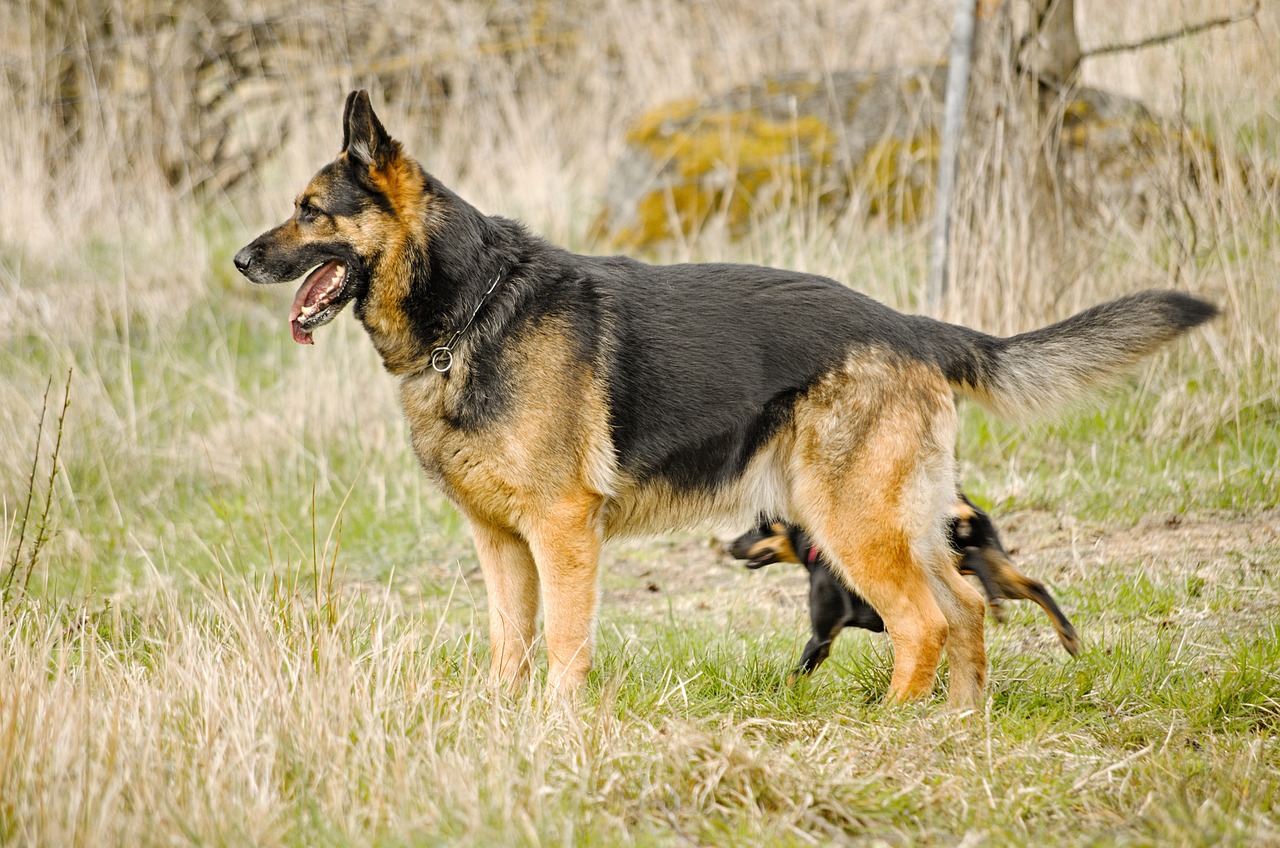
956,380,1280,522
2,219,1278,845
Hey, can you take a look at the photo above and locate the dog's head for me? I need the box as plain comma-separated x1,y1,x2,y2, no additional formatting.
728,517,806,569
233,90,426,347
948,492,1009,557
948,495,978,550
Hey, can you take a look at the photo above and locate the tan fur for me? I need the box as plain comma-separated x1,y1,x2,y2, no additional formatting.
292,162,432,374
364,146,426,221
525,492,605,693
785,350,986,707
400,322,608,522
396,320,617,691
469,518,540,686
602,437,794,540
748,522,799,565
950,499,977,522
355,160,439,374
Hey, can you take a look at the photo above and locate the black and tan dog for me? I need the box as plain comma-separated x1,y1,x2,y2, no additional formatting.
234,90,1214,706
729,495,1080,678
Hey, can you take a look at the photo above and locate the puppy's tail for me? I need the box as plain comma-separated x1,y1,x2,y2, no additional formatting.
933,290,1217,422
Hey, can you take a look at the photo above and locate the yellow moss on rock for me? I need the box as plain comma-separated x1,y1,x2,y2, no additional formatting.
853,134,940,224
623,98,702,145
613,110,837,248
598,68,946,249
598,65,1235,249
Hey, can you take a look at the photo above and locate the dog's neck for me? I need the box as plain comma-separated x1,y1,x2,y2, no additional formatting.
790,526,822,570
359,173,526,376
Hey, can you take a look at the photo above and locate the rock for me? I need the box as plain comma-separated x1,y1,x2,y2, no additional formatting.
593,65,1228,249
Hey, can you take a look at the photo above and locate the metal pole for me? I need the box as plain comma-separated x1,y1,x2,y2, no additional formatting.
928,0,978,314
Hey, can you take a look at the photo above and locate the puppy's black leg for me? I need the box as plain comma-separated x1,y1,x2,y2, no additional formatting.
791,636,835,682
970,548,1082,656
794,565,850,678
959,548,1009,622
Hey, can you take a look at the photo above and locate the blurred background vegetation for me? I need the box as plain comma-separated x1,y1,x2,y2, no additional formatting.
1,0,1276,592
4,0,1275,253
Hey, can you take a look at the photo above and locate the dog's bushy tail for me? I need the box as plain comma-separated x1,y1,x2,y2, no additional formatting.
935,290,1217,422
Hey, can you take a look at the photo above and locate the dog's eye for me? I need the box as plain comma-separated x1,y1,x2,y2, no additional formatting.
298,199,323,223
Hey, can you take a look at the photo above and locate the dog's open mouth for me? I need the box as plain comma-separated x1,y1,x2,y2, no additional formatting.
289,261,351,345
728,537,781,569
744,551,780,569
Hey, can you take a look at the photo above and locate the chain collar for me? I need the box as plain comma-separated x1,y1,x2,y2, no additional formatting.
430,267,506,373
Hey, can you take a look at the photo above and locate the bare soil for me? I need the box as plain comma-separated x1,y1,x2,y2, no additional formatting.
596,507,1280,642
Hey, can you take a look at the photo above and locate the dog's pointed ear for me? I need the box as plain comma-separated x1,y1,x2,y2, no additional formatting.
342,90,395,169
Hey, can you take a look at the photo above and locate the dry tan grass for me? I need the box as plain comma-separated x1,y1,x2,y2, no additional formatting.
3,514,1278,845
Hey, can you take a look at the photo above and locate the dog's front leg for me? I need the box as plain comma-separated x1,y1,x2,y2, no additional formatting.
526,493,604,696
470,518,541,689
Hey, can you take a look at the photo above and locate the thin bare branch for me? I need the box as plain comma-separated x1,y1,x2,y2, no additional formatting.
1082,1,1260,60
22,369,74,595
4,379,53,595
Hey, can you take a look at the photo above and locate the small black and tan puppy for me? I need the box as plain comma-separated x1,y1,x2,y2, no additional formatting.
730,495,1080,678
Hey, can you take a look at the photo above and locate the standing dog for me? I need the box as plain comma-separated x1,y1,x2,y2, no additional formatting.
729,495,1080,679
234,91,1215,706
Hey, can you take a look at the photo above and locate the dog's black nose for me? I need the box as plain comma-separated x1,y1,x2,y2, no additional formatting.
233,247,253,274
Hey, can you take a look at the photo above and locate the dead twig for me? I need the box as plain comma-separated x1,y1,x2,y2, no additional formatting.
1082,1,1260,60
22,369,74,596
4,378,52,596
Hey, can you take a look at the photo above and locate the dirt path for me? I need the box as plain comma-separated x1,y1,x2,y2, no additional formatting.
598,507,1280,636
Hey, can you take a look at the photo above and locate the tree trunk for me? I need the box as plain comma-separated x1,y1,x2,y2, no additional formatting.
947,0,1083,328
1020,0,1082,88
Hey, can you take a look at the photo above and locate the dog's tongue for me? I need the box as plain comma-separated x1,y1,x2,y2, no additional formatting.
288,261,342,345
291,320,313,345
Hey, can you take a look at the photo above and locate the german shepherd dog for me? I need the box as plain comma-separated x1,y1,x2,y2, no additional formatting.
729,495,1080,679
234,91,1215,707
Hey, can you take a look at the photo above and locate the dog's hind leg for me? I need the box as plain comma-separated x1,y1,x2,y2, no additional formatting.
792,360,986,706
974,549,1082,656
924,539,988,708
908,432,988,708
525,492,605,696
829,528,985,707
471,518,541,689
808,519,949,702
794,469,951,700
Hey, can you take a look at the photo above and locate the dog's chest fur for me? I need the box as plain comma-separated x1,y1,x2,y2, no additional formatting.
395,326,616,534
